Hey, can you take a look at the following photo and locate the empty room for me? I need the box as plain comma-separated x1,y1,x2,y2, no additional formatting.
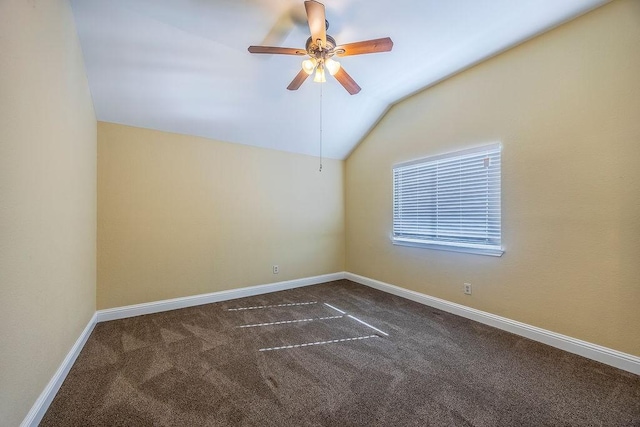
1,0,639,425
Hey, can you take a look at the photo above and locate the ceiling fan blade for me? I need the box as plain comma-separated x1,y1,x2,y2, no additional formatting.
304,1,326,48
259,5,305,47
336,37,393,57
333,67,361,95
260,13,295,47
248,46,306,55
287,69,310,91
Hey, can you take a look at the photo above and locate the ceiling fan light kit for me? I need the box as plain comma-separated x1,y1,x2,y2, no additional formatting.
248,0,393,95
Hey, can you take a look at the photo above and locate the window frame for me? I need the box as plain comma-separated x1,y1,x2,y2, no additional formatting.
392,143,504,257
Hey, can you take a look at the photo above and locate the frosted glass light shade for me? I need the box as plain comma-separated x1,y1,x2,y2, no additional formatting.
301,58,316,74
325,58,341,75
314,66,326,83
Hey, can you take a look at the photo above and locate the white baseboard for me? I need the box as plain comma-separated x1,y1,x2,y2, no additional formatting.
21,273,345,425
21,270,638,426
96,272,346,322
21,312,97,427
345,272,640,376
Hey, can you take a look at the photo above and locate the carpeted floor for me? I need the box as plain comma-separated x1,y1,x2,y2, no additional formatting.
41,280,640,426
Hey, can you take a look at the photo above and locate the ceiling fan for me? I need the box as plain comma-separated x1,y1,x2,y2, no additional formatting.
248,0,393,95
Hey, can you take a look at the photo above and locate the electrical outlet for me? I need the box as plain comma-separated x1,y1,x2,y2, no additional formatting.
273,265,279,274
464,283,472,295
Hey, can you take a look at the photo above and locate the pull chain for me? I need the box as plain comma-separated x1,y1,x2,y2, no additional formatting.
319,82,323,172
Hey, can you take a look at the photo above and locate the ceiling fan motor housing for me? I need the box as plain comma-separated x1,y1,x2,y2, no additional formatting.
306,34,339,59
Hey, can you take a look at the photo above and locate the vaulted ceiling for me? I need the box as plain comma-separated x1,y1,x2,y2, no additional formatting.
71,0,607,159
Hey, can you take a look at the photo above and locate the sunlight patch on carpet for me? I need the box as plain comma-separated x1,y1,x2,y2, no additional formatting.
237,315,344,328
259,335,379,352
226,302,318,311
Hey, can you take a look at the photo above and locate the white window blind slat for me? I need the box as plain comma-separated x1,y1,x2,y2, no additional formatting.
392,144,502,256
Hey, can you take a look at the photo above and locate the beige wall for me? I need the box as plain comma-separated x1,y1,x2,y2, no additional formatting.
97,123,344,309
346,0,640,356
0,0,97,425
1,2,636,423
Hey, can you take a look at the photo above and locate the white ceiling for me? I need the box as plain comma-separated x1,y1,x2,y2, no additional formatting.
71,0,607,159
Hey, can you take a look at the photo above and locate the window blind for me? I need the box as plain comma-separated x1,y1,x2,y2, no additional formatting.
392,143,502,256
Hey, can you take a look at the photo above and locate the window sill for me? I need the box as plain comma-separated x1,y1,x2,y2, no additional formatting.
392,238,504,257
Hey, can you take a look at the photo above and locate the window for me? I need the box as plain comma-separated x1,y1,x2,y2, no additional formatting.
392,143,503,256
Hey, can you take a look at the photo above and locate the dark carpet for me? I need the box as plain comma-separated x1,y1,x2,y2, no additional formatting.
41,280,640,426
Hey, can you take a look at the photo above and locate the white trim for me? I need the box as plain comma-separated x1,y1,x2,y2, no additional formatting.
345,272,640,376
23,270,637,426
21,313,97,427
392,239,504,257
96,272,345,322
21,273,346,424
